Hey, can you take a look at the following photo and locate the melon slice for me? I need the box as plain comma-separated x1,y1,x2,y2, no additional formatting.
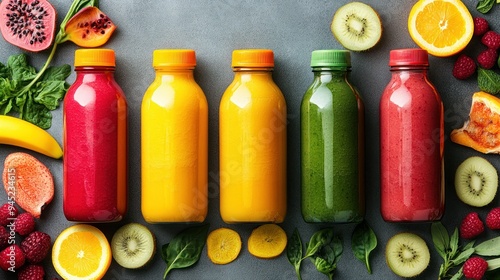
451,91,500,154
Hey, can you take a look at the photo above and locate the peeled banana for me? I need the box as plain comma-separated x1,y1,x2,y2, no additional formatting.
0,115,63,159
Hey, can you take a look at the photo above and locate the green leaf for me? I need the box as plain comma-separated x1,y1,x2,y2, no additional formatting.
311,234,343,279
163,224,210,279
477,0,496,13
475,236,500,256
478,67,500,95
487,257,500,271
7,54,37,82
286,228,304,280
40,64,71,81
451,247,474,266
33,80,69,110
449,228,459,259
351,221,377,274
450,267,463,280
161,243,169,263
21,92,52,129
431,222,450,260
305,228,334,257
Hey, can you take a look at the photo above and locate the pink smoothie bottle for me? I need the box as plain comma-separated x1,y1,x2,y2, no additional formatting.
63,49,127,222
380,49,444,222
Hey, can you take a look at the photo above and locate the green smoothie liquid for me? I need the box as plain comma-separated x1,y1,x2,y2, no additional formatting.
301,50,364,223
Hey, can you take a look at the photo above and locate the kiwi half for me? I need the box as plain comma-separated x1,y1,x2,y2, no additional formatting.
385,232,430,278
331,2,382,51
111,223,156,269
455,156,498,207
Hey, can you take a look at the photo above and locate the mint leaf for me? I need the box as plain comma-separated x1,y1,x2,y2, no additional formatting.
478,68,500,95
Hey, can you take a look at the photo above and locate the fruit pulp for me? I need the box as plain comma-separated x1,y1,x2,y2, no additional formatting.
301,70,365,223
380,69,444,221
219,70,287,223
63,68,127,222
141,68,208,223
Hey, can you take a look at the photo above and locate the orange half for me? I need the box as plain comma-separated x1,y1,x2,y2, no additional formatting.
52,224,112,280
408,0,473,57
451,91,500,153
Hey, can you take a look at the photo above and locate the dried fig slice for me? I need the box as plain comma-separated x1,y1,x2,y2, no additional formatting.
62,6,116,47
0,0,57,52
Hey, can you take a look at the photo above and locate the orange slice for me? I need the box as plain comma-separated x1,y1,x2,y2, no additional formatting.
52,224,112,280
247,224,287,259
408,0,473,57
207,228,242,264
451,91,500,153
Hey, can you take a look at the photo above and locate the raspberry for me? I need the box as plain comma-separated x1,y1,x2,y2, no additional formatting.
17,264,45,280
474,17,490,36
0,245,25,271
463,256,488,280
486,207,500,230
477,48,498,69
14,213,35,236
20,231,51,263
460,212,484,239
0,227,9,249
481,31,500,50
452,54,477,80
0,203,18,226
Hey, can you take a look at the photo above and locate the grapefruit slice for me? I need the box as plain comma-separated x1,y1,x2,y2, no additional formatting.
2,152,54,218
451,91,500,153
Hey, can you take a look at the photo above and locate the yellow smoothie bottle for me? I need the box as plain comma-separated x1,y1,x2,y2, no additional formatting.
219,49,287,223
141,49,208,223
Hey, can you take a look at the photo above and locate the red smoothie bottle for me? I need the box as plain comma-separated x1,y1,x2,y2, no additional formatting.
63,49,127,222
380,49,444,222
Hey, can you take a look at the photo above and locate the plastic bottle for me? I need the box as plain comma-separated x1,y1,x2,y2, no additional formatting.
380,48,444,222
301,50,365,223
63,49,127,222
141,49,208,223
219,49,287,223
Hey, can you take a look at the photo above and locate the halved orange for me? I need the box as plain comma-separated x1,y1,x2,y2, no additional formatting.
451,91,500,153
52,224,112,280
408,0,474,57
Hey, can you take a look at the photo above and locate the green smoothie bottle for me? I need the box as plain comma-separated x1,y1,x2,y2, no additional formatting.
301,50,365,223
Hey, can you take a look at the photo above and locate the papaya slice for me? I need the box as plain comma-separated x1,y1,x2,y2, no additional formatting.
2,152,54,218
451,91,500,154
63,6,116,48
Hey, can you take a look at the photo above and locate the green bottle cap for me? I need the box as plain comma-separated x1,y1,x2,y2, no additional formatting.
310,50,351,67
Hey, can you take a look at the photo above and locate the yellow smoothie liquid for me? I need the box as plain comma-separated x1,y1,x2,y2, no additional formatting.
219,49,287,223
141,50,208,223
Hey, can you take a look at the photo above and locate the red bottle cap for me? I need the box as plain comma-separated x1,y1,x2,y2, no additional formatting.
389,49,429,66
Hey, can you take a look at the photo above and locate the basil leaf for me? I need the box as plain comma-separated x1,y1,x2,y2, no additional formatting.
286,228,304,280
449,228,459,259
451,247,474,266
478,67,500,95
487,257,500,270
351,221,377,274
431,222,450,260
450,267,463,280
474,236,500,256
477,0,496,13
163,224,210,279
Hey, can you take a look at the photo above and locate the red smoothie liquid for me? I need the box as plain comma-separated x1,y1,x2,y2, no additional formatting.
380,49,444,222
63,49,127,222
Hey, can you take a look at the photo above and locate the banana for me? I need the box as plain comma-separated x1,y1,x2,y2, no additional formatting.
0,115,63,159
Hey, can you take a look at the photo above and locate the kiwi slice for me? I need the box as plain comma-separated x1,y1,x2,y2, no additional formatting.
385,232,430,278
455,156,498,207
331,2,382,51
111,223,156,269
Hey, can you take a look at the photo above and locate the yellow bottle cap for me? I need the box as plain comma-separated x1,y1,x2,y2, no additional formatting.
153,49,196,67
232,49,274,68
74,49,116,67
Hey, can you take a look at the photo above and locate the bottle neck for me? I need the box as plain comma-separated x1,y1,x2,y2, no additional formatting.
390,65,429,73
233,67,274,81
154,67,195,81
312,67,350,83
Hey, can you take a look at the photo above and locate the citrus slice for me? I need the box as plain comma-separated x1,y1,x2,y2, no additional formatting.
52,224,112,280
247,224,287,259
451,91,500,154
207,228,242,264
408,0,474,57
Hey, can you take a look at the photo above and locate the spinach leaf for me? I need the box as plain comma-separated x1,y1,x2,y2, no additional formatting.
351,221,377,274
477,0,496,13
478,67,500,95
162,224,210,279
306,228,334,257
287,228,304,280
311,234,343,280
432,222,450,260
